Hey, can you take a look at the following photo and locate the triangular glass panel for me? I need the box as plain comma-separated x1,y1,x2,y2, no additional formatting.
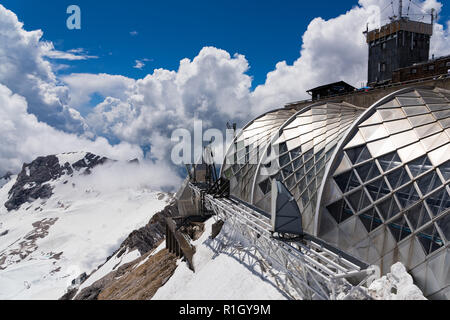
425,187,450,217
436,214,450,241
334,170,360,194
279,142,288,155
279,154,291,167
303,148,314,161
396,184,420,209
417,224,444,255
438,160,450,181
301,191,310,208
386,166,410,189
378,151,402,172
355,161,381,182
388,215,412,242
290,146,302,159
408,155,433,177
326,199,353,224
376,196,400,221
346,145,372,165
293,156,303,170
405,202,430,230
366,177,390,201
417,170,442,196
349,189,371,213
304,158,314,173
295,168,305,182
359,208,383,233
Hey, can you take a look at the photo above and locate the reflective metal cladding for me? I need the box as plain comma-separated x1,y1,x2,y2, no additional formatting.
221,87,450,299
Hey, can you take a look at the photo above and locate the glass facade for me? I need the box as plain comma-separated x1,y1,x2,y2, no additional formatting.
252,102,364,233
316,87,450,299
221,108,296,203
221,87,450,299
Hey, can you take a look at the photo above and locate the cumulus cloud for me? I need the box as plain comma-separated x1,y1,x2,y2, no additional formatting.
0,84,143,176
0,4,87,133
62,47,251,163
73,160,183,193
61,73,136,115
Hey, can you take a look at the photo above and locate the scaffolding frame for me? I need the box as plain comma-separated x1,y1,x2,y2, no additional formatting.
190,183,379,300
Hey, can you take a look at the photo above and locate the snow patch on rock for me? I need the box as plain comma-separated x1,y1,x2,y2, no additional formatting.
56,152,88,167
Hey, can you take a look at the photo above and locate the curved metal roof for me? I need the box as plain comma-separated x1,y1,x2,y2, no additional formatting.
218,86,450,299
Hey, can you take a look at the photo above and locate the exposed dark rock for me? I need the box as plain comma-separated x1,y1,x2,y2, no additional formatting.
59,288,78,300
1,171,13,181
0,230,8,237
73,249,177,300
211,220,225,239
72,153,110,172
0,218,58,270
71,272,88,286
115,200,178,256
62,201,179,300
4,153,110,211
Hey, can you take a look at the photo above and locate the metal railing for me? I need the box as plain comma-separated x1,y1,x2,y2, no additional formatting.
190,183,379,300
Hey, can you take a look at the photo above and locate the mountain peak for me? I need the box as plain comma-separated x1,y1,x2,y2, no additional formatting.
4,152,111,211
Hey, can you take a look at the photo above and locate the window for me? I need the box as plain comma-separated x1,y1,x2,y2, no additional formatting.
411,68,417,74
446,61,450,67
429,65,435,71
382,42,386,49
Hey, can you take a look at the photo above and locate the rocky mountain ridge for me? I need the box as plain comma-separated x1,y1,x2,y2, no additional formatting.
5,152,110,211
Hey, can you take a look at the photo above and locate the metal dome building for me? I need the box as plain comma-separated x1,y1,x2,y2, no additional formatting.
220,87,450,299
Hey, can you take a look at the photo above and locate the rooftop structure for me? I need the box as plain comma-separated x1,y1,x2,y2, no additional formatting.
307,81,356,101
220,86,450,299
364,1,435,85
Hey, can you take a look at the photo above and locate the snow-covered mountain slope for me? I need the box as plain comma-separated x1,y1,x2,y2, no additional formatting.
0,152,171,300
0,172,12,189
71,215,289,300
152,218,289,300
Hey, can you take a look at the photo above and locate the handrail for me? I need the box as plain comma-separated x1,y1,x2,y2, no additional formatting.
189,183,377,299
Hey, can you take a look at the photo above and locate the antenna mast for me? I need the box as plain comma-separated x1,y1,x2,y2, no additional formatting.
398,0,403,19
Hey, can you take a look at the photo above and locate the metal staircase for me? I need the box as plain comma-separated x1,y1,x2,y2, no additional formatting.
189,183,380,300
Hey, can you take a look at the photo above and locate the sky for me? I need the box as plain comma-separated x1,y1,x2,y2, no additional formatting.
0,0,449,187
1,0,364,86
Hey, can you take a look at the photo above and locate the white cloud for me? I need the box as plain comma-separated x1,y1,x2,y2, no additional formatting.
83,47,252,161
133,58,152,69
42,44,99,61
134,60,145,69
130,31,138,36
0,83,143,176
62,73,136,115
75,160,183,193
0,4,86,133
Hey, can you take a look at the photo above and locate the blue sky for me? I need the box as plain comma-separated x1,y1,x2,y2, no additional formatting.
1,0,370,87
